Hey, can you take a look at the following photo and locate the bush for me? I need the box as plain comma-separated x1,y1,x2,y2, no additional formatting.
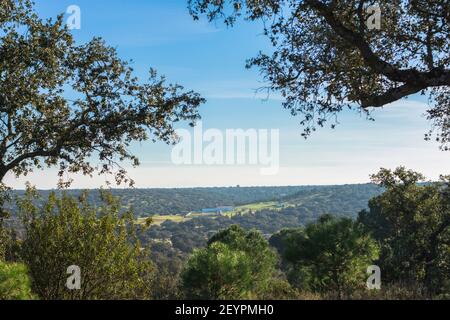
0,261,36,300
18,187,154,300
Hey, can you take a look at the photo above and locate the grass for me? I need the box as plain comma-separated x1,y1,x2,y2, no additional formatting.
136,215,190,226
135,201,295,225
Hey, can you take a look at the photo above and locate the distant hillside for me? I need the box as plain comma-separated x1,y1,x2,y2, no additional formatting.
5,184,382,218
281,183,383,218
140,183,384,254
5,186,311,216
5,184,384,254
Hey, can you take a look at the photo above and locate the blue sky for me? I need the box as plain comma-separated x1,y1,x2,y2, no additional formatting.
6,0,449,188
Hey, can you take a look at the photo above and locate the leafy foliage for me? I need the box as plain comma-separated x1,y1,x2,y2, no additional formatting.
274,215,379,298
18,187,154,300
5,184,382,223
188,0,450,147
358,167,450,295
0,209,19,262
0,0,204,188
6,186,313,216
181,225,277,299
0,261,35,300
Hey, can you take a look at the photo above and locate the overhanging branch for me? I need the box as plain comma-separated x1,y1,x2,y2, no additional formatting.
361,83,425,108
306,0,450,87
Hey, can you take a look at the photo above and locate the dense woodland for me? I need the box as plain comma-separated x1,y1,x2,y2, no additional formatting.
5,183,382,217
3,184,383,250
1,168,449,300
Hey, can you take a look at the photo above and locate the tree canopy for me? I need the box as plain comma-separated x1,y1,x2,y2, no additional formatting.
0,0,204,188
358,167,450,294
181,241,255,299
181,225,278,299
276,215,379,298
188,0,450,147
